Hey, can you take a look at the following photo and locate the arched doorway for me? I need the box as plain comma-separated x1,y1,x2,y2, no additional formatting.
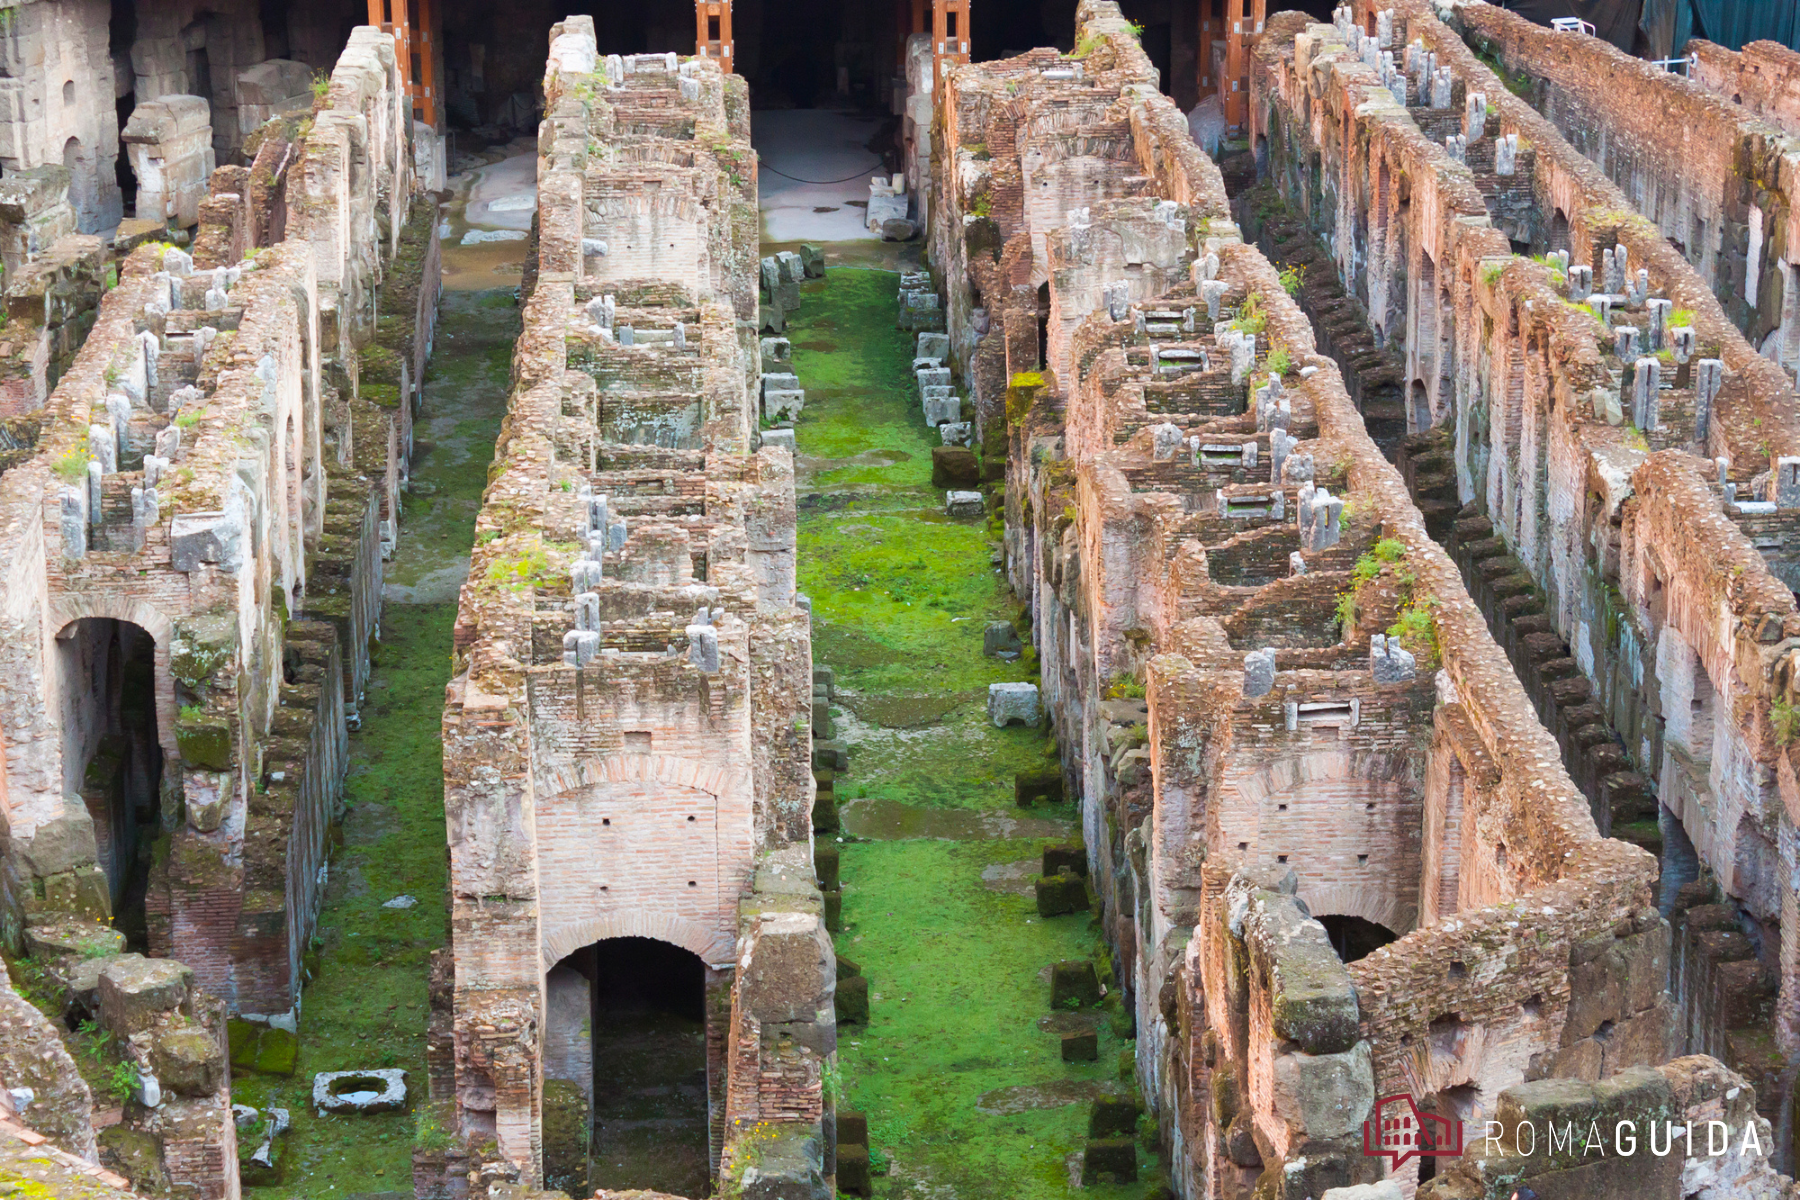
544,936,713,1197
55,617,163,946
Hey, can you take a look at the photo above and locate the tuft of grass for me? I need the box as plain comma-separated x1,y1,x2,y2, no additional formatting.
1278,264,1302,296
1266,346,1293,376
1668,308,1696,328
1387,597,1440,668
1772,696,1800,746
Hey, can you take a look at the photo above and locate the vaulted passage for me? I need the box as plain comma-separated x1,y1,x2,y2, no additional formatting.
55,616,163,948
543,937,712,1198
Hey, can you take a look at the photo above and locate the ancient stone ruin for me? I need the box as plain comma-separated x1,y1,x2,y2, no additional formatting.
0,2,1791,1200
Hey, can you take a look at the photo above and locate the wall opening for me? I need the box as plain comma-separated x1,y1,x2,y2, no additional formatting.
55,618,162,948
544,936,711,1197
1319,914,1398,963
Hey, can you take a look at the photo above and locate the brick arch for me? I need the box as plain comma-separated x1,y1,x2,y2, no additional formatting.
1298,882,1414,939
50,598,180,759
50,596,176,646
534,752,749,805
540,910,728,967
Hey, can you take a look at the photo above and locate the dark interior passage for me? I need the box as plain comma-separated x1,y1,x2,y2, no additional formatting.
548,936,711,1197
1319,914,1399,963
55,617,163,950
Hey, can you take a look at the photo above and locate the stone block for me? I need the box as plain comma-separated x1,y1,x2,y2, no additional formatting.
1269,1041,1373,1141
228,1018,299,1075
1089,1096,1138,1138
1050,960,1100,1008
812,791,839,833
983,620,1023,658
837,1143,871,1196
798,243,825,278
945,490,984,517
987,682,1039,727
98,957,192,1034
814,842,840,890
151,1025,225,1096
16,799,100,878
812,741,848,772
1037,871,1089,916
763,388,804,422
1042,844,1086,876
838,1110,868,1145
1082,1139,1136,1183
759,336,792,372
931,445,980,486
823,888,842,932
1015,768,1063,806
312,1068,407,1114
917,331,950,360
835,974,869,1024
1061,1030,1098,1061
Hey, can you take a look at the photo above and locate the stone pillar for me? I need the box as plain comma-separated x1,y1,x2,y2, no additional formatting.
122,97,216,229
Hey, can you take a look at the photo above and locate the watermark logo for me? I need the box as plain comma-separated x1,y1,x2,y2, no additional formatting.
1362,1094,1464,1168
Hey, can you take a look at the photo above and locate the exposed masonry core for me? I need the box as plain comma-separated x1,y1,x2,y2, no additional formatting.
0,2,1798,1199
436,20,833,1198
0,17,434,1200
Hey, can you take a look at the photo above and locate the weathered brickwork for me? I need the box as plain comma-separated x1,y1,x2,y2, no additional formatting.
1247,7,1800,1138
442,22,831,1197
0,20,431,1059
914,2,1714,1196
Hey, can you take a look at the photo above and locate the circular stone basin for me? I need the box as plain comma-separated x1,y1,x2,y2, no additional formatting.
313,1068,407,1114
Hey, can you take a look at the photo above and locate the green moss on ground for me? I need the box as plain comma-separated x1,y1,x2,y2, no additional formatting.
231,288,516,1197
790,262,1154,1195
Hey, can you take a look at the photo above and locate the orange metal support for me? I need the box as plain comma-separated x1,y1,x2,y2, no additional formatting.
414,0,438,126
696,0,734,76
931,0,969,90
367,0,430,125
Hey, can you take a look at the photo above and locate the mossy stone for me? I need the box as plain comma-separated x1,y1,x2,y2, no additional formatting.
931,445,980,487
1061,1030,1098,1061
823,887,842,933
1089,1095,1139,1138
541,1078,589,1195
1082,1138,1137,1184
1050,960,1100,1009
837,1142,872,1196
835,974,869,1024
814,841,840,891
1042,843,1086,876
1015,767,1064,807
813,791,840,833
835,955,862,980
1035,870,1089,917
229,1019,298,1075
176,719,232,771
100,1126,168,1193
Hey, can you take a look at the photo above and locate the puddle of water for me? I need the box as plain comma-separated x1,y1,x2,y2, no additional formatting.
841,798,1071,841
974,1079,1128,1115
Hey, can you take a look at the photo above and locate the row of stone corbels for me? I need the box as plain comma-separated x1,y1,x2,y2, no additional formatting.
1224,237,1605,874
1387,0,1800,472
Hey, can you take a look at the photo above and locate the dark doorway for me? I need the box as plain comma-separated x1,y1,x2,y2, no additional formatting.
1319,914,1399,963
545,937,711,1197
56,618,163,950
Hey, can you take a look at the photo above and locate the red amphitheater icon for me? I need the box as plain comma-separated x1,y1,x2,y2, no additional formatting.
1363,1094,1463,1168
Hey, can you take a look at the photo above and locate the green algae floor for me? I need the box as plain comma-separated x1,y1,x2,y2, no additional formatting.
229,283,521,1199
790,265,1155,1199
